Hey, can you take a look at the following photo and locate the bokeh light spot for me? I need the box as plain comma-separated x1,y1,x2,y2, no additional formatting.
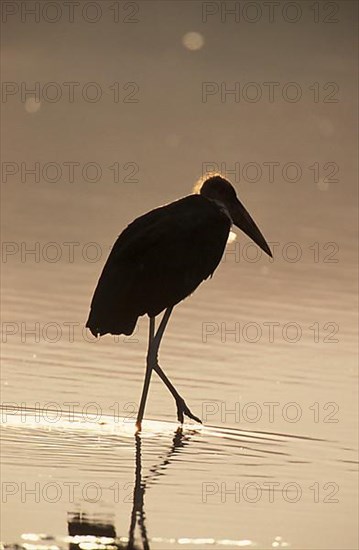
182,32,204,51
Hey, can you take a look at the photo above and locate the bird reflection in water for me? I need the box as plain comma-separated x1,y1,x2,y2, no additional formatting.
128,427,189,550
67,427,191,550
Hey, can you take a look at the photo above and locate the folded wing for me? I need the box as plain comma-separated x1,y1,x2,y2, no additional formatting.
86,195,231,336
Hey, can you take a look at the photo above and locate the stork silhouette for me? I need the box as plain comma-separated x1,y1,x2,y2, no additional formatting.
86,175,272,430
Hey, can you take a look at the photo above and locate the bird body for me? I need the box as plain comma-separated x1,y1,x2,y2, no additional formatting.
86,194,231,337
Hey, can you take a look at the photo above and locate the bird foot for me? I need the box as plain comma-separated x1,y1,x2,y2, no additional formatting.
176,398,202,425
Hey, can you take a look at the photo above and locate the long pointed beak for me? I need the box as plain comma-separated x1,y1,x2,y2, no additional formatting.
230,199,272,258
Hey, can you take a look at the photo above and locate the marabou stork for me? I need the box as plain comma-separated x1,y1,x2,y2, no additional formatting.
86,175,272,430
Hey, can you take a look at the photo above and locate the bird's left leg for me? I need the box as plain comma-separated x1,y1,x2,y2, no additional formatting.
150,307,202,425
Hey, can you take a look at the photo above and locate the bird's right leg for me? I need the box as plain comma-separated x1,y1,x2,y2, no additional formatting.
152,361,202,425
136,317,155,432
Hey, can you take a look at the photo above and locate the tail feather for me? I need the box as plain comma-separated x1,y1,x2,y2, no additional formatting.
86,309,137,337
86,266,139,337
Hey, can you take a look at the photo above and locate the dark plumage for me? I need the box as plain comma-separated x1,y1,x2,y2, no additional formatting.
86,194,231,337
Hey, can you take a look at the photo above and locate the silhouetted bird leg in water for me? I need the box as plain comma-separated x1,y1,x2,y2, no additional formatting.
136,307,201,431
127,428,192,550
127,434,149,550
136,308,172,430
136,317,156,432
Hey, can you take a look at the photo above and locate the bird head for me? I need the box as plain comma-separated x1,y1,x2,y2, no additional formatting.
197,175,272,257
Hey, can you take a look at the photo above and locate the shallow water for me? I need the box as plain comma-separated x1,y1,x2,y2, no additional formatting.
2,180,358,549
1,404,357,550
2,1,358,548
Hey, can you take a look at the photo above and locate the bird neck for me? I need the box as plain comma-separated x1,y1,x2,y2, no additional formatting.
208,199,233,224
